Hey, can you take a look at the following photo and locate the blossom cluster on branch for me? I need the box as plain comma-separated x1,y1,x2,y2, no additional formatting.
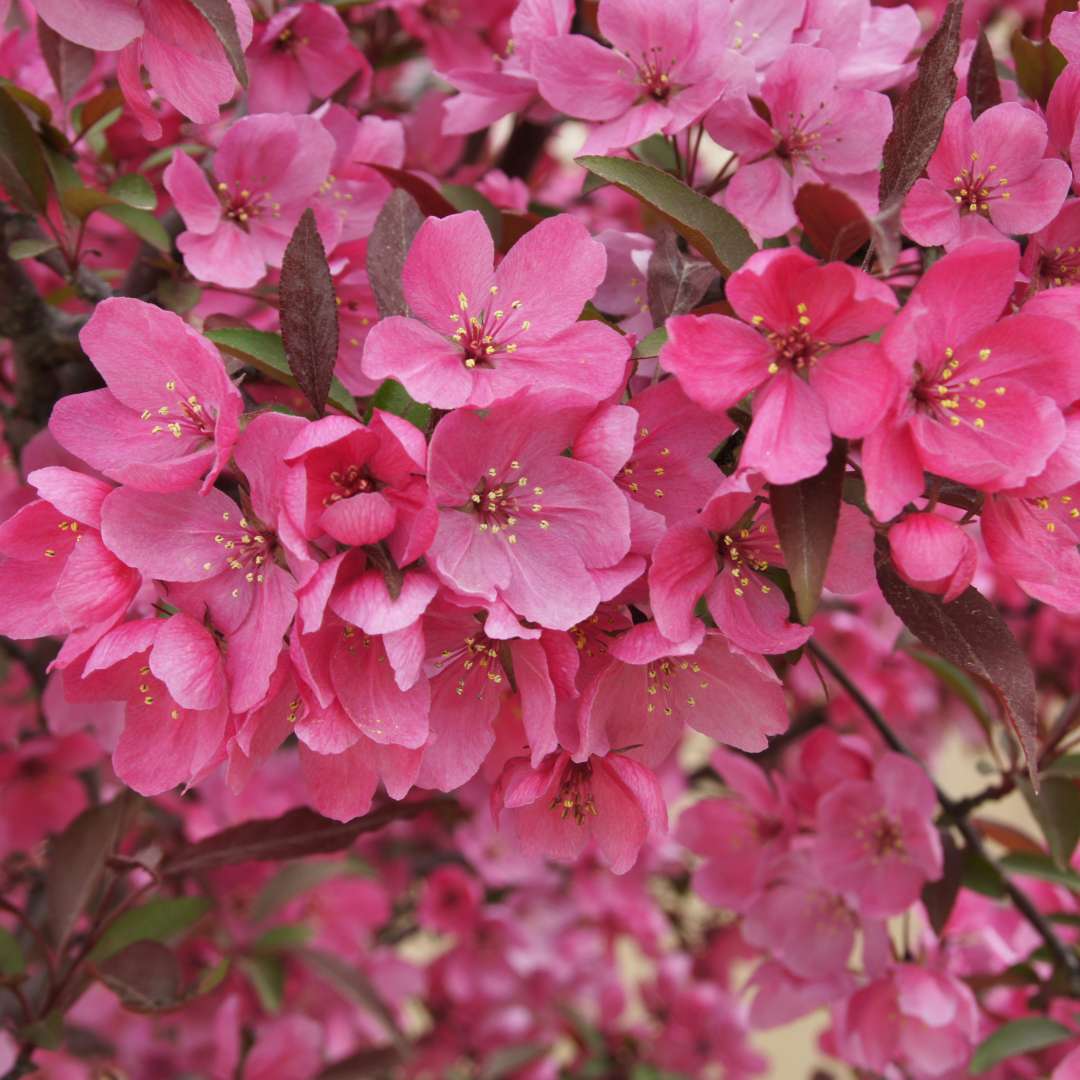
1,0,1080,1076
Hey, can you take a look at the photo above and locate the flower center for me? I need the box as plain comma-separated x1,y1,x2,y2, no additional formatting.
636,48,674,101
912,346,1004,433
718,520,776,600
752,305,830,374
450,289,527,368
209,510,275,595
323,464,374,507
465,461,547,543
948,155,1009,216
551,761,597,824
432,632,506,700
1039,244,1080,288
141,379,215,441
216,182,280,227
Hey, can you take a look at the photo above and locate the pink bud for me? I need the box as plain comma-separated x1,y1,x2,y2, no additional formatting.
888,512,976,603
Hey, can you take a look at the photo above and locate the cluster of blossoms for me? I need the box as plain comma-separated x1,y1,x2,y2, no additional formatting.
1,0,1080,1076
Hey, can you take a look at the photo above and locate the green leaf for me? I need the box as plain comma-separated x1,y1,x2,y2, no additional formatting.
370,377,430,430
62,186,120,219
1046,754,1080,778
252,924,313,953
576,156,756,274
8,236,59,261
0,926,25,975
1012,29,1068,108
1021,776,1080,869
632,326,668,360
442,183,503,246
770,439,847,623
0,82,50,212
108,174,157,211
205,327,359,418
19,1011,63,1050
195,955,231,996
241,954,285,1012
970,1018,1073,1074
100,204,170,252
480,1044,549,1079
998,851,1080,890
89,897,210,963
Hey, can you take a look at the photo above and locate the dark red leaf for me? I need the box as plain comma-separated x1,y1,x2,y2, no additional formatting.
161,800,455,876
770,439,847,623
499,210,543,252
879,0,963,213
921,830,965,935
280,208,338,418
188,0,248,88
96,941,182,1013
646,226,716,325
794,184,870,262
37,21,94,104
368,164,458,218
969,32,1003,118
875,539,1040,786
367,188,425,320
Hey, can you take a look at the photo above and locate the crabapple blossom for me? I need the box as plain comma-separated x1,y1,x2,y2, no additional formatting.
888,511,977,602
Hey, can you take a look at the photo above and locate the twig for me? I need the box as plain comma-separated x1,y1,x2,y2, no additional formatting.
808,639,1080,996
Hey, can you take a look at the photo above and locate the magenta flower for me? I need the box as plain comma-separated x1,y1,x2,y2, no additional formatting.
888,512,976,603
49,299,243,494
902,99,1072,248
813,752,942,918
662,248,898,485
247,3,368,114
533,0,740,155
32,0,253,138
362,211,630,409
706,45,892,237
863,240,1080,521
425,391,632,631
577,620,788,765
164,114,336,289
492,748,666,875
1018,199,1080,289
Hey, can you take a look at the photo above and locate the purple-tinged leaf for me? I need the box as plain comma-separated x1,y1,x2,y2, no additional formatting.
969,32,1003,118
875,539,1040,787
188,0,248,88
162,800,455,876
770,440,847,623
646,226,716,325
37,21,94,104
921,829,965,936
794,184,870,262
879,0,962,212
367,188,425,320
95,941,182,1013
0,84,50,213
280,208,339,418
46,795,132,948
368,164,458,218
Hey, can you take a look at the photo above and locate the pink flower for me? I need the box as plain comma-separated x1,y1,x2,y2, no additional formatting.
32,0,253,138
164,114,335,289
1018,199,1080,290
425,391,632,631
492,749,666,874
49,299,243,494
863,240,1080,521
706,45,892,237
361,211,629,409
902,99,1072,248
417,865,484,935
247,3,368,114
813,752,942,918
533,0,742,155
661,248,897,485
833,965,980,1079
572,378,729,554
0,467,140,658
888,512,976,603
577,620,789,765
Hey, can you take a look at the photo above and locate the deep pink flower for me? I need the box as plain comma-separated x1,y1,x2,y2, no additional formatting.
49,299,243,494
813,752,943,918
492,748,666,874
706,45,892,237
662,248,897,485
164,114,335,289
577,620,788,765
572,378,729,554
362,211,629,408
888,512,976,603
533,0,742,156
1018,199,1080,291
833,965,980,1079
902,99,1072,248
31,0,253,138
425,391,632,632
417,865,484,935
863,240,1080,521
0,467,140,660
247,3,368,114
